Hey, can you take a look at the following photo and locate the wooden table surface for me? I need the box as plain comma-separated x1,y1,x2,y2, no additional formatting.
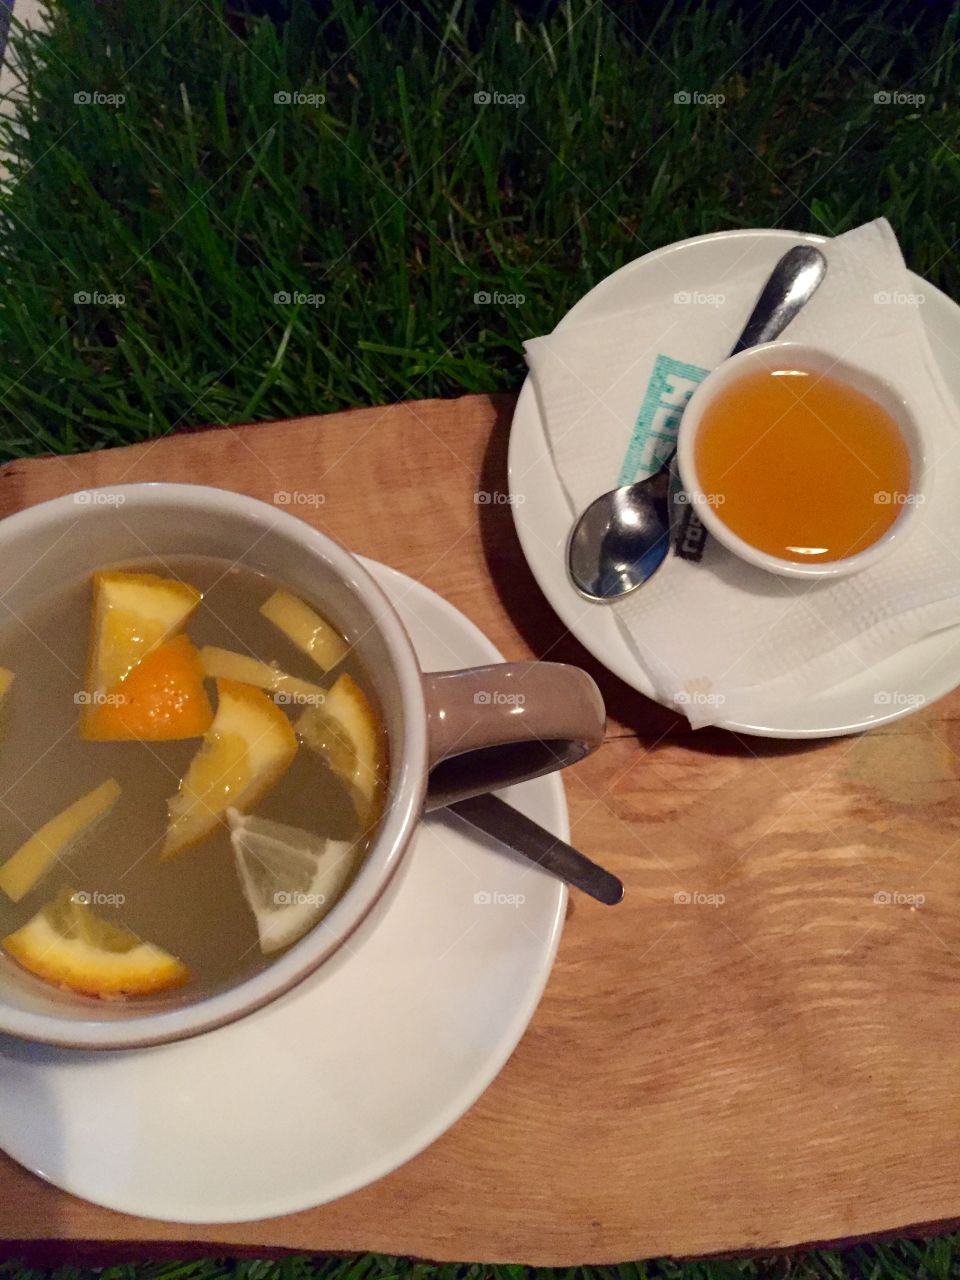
0,393,959,1264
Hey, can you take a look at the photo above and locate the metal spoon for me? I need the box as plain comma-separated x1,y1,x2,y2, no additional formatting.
449,793,623,905
566,245,828,602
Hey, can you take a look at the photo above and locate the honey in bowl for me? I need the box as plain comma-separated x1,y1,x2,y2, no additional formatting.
693,364,912,563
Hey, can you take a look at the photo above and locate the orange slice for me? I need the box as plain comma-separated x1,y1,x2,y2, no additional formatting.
2,889,189,998
259,589,348,672
198,646,325,704
0,779,121,903
82,634,213,742
84,569,201,702
297,673,386,829
162,679,298,857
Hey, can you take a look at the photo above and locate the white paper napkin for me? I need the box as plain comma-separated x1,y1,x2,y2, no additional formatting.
524,220,960,728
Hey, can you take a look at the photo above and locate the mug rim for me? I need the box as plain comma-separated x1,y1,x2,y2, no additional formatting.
0,482,429,1049
676,341,929,579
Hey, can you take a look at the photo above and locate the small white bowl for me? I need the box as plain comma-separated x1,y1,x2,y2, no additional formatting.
675,342,929,579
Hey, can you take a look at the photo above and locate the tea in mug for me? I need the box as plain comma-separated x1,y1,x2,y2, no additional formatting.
0,556,388,1001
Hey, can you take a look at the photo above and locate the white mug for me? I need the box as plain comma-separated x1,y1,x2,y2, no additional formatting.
0,484,605,1048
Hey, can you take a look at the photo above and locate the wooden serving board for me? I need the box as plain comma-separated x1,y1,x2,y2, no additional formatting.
1,393,960,1264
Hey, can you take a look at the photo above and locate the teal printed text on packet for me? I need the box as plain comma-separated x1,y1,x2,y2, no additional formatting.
617,354,710,486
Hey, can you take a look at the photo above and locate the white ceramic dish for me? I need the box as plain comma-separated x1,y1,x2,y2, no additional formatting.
676,341,929,579
0,483,599,1048
508,227,960,738
0,559,567,1222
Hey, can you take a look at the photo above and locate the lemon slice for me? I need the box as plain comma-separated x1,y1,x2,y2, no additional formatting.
162,679,297,857
0,668,14,748
198,646,326,704
0,778,121,903
260,589,348,672
227,809,357,955
85,570,201,714
2,888,189,998
297,673,386,829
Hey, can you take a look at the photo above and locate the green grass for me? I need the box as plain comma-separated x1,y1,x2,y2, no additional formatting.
2,2,960,1275
0,0,958,460
12,1241,960,1280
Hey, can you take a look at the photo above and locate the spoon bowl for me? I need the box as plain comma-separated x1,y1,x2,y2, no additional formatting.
567,468,671,602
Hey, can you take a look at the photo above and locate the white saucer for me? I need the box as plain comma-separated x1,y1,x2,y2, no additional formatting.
0,560,567,1223
508,228,960,738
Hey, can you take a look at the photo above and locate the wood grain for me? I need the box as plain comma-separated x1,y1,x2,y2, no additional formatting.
0,394,959,1263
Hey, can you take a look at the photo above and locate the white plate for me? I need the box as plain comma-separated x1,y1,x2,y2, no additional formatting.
508,228,960,738
0,560,567,1223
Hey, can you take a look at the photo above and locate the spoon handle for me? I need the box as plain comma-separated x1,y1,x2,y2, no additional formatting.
656,245,827,473
729,244,828,355
448,793,624,905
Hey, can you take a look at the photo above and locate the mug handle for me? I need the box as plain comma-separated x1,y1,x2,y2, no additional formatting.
421,662,605,810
